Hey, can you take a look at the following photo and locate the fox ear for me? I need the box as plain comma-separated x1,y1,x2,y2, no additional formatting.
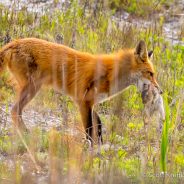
148,50,153,59
135,40,148,62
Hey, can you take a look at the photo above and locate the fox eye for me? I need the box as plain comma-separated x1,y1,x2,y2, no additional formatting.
148,71,153,77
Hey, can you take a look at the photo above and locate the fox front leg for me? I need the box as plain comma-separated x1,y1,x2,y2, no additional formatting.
79,101,94,146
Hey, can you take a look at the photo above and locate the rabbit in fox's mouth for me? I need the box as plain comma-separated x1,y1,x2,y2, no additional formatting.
141,83,165,121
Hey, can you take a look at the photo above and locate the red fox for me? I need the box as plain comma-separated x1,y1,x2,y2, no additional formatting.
0,38,162,144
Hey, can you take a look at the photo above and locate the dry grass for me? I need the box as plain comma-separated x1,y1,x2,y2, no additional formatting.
0,0,183,183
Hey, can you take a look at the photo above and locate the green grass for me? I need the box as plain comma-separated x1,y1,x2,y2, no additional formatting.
0,0,184,183
109,0,172,16
161,94,170,173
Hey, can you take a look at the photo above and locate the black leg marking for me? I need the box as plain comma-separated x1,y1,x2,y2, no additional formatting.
85,107,93,143
93,111,103,144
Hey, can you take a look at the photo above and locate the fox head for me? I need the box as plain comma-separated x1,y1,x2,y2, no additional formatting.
131,40,162,94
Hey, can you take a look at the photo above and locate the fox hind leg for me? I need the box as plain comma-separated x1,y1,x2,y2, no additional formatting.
11,78,41,132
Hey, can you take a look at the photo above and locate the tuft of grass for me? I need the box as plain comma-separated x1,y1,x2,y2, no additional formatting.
0,0,183,183
160,93,170,172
